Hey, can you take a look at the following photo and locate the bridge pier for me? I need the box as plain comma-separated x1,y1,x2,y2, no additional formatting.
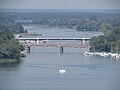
60,47,64,53
82,39,85,43
36,39,39,45
26,46,31,52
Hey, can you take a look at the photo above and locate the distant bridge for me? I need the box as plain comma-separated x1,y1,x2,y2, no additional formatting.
16,36,90,43
21,42,89,48
16,36,90,52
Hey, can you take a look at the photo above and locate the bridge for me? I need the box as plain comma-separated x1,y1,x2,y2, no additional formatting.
16,36,90,52
16,36,90,43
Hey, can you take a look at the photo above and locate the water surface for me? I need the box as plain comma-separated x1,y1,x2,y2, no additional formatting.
0,25,120,90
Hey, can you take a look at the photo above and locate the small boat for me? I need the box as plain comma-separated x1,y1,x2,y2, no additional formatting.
109,53,118,57
83,51,96,56
115,54,120,59
59,59,66,74
59,69,66,74
100,52,109,57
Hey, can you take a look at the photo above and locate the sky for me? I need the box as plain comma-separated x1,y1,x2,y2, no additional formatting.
0,0,120,9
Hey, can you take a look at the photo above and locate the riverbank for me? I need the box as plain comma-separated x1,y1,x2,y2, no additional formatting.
83,51,120,59
0,59,17,65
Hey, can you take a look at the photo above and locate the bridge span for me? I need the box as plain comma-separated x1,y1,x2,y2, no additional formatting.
20,42,89,53
16,36,90,44
16,36,90,52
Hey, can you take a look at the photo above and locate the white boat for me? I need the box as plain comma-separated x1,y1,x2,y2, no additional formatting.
59,69,66,74
115,54,120,59
95,52,102,56
100,52,109,57
109,53,118,57
59,59,66,74
83,51,90,55
83,51,96,56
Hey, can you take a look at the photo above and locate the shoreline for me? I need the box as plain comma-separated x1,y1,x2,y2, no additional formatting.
83,51,120,59
0,59,18,65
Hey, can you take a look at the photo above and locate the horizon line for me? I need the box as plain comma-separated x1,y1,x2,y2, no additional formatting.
0,8,120,10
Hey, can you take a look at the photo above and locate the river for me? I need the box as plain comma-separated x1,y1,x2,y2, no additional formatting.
0,24,120,90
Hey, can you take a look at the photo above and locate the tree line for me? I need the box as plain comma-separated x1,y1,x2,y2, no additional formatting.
0,29,25,60
0,16,27,33
1,11,120,31
0,16,26,61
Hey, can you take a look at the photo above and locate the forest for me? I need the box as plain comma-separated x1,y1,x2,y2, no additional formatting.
0,16,26,63
0,29,24,60
0,10,120,31
90,27,120,53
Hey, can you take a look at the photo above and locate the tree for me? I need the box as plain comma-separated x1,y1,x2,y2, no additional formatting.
0,29,24,60
90,27,120,53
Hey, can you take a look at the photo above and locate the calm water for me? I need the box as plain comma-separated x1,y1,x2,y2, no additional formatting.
0,25,120,90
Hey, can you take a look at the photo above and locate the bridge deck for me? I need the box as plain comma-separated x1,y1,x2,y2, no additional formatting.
17,36,90,48
16,36,90,40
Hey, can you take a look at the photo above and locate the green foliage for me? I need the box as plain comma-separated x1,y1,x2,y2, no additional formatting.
90,27,120,53
1,11,120,31
0,14,26,62
0,29,25,60
76,19,98,31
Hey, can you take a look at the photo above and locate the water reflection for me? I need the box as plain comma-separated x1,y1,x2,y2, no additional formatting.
0,61,22,71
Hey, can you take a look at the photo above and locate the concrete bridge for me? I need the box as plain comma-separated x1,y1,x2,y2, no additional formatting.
16,36,90,52
16,36,90,44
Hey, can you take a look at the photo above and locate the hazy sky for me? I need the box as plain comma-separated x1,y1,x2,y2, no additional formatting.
0,0,120,9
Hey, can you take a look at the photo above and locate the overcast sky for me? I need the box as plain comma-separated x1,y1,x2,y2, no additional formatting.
0,0,120,9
